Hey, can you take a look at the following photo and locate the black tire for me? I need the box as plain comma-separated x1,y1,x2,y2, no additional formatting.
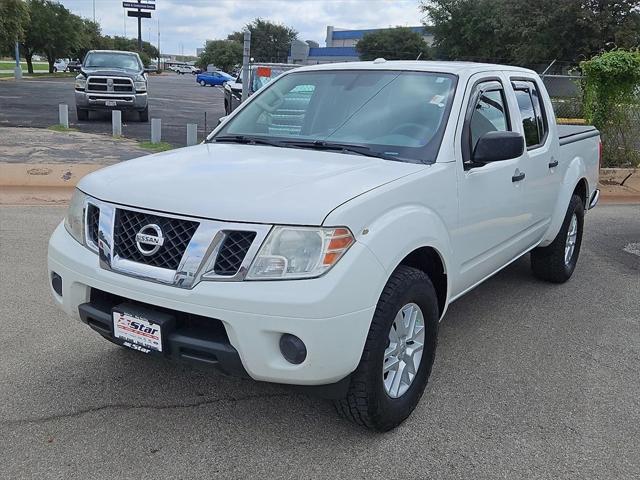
53,67,57,73
76,108,88,121
139,106,149,122
334,265,439,431
531,194,584,283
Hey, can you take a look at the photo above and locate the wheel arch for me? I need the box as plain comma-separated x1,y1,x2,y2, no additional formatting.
573,177,588,209
397,246,448,317
540,155,590,247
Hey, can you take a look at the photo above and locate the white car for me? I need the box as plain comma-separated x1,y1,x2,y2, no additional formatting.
48,60,600,431
53,59,68,72
175,65,197,74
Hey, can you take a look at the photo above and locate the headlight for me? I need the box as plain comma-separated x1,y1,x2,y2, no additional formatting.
246,226,354,280
64,189,87,245
74,75,86,90
134,74,147,92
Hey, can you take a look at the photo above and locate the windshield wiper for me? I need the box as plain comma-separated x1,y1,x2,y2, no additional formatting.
212,135,285,147
282,140,400,161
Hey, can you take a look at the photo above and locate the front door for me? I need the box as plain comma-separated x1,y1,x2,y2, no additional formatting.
451,75,529,296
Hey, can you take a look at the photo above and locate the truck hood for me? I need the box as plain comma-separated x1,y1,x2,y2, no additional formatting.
80,68,140,78
78,143,424,225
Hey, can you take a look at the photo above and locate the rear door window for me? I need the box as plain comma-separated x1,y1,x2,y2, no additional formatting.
513,80,548,149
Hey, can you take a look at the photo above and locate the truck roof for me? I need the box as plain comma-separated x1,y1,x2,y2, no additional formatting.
86,50,139,56
293,60,537,76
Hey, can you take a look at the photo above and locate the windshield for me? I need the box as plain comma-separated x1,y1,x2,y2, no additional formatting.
84,52,141,71
215,70,457,163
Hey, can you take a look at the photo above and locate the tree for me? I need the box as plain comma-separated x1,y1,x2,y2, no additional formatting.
420,0,640,66
21,0,82,73
420,0,516,62
106,35,158,66
0,0,30,55
73,19,109,60
198,40,243,73
356,27,431,61
228,18,297,63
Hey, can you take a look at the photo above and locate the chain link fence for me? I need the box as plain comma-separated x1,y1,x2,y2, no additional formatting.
542,74,640,166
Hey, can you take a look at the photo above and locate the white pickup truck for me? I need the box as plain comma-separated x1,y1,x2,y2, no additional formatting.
48,61,600,431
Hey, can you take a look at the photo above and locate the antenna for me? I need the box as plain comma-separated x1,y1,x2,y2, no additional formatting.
416,52,423,60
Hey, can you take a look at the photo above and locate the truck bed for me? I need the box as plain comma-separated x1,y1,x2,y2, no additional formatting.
557,124,599,146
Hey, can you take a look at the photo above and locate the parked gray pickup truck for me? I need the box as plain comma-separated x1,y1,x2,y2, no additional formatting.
74,50,149,122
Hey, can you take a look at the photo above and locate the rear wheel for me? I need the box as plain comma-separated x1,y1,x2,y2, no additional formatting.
531,194,584,283
76,108,88,121
334,265,439,431
53,67,58,73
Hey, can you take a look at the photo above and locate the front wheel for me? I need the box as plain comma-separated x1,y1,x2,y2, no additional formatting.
76,108,88,121
199,80,206,86
531,194,584,283
334,265,439,431
53,67,58,73
139,106,149,122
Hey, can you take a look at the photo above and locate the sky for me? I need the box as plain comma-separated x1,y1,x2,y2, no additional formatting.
58,0,427,56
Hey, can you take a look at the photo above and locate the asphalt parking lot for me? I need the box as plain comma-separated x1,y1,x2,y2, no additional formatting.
0,204,638,479
0,74,226,146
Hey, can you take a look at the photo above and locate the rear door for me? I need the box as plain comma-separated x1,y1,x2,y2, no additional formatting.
508,77,560,236
452,74,530,294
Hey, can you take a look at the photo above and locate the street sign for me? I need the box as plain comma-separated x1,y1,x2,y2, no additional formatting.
127,10,151,18
123,1,155,9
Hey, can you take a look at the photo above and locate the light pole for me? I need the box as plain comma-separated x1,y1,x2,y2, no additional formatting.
14,41,22,80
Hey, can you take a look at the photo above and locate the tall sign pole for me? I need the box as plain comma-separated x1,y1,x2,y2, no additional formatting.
137,0,142,50
123,0,154,48
241,30,251,103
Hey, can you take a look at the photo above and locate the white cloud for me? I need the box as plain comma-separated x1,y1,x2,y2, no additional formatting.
59,0,425,56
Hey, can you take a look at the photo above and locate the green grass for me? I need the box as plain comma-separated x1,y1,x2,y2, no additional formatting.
138,141,173,152
0,61,48,71
0,71,75,79
48,125,78,133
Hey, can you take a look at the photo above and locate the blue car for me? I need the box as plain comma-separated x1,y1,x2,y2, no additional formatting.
196,70,233,87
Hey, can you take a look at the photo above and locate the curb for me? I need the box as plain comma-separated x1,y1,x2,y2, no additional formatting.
0,163,107,188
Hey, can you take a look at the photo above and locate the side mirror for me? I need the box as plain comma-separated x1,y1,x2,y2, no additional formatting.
473,131,524,163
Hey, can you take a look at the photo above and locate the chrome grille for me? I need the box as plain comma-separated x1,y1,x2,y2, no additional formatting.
86,76,134,93
213,231,257,275
113,209,199,270
87,203,100,246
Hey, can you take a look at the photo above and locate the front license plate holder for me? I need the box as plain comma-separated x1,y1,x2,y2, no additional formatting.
112,303,175,353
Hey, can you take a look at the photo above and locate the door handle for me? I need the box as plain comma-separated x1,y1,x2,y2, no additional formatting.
512,172,526,182
548,160,559,168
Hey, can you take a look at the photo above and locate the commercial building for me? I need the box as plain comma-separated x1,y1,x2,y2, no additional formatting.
288,25,434,65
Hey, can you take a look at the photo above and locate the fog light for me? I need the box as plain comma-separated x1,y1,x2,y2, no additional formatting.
51,272,63,296
279,334,307,364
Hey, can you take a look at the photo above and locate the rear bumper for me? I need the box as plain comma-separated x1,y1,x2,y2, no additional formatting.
75,90,147,111
589,188,600,209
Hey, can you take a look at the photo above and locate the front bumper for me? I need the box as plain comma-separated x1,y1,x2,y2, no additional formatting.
48,222,384,386
75,90,147,111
